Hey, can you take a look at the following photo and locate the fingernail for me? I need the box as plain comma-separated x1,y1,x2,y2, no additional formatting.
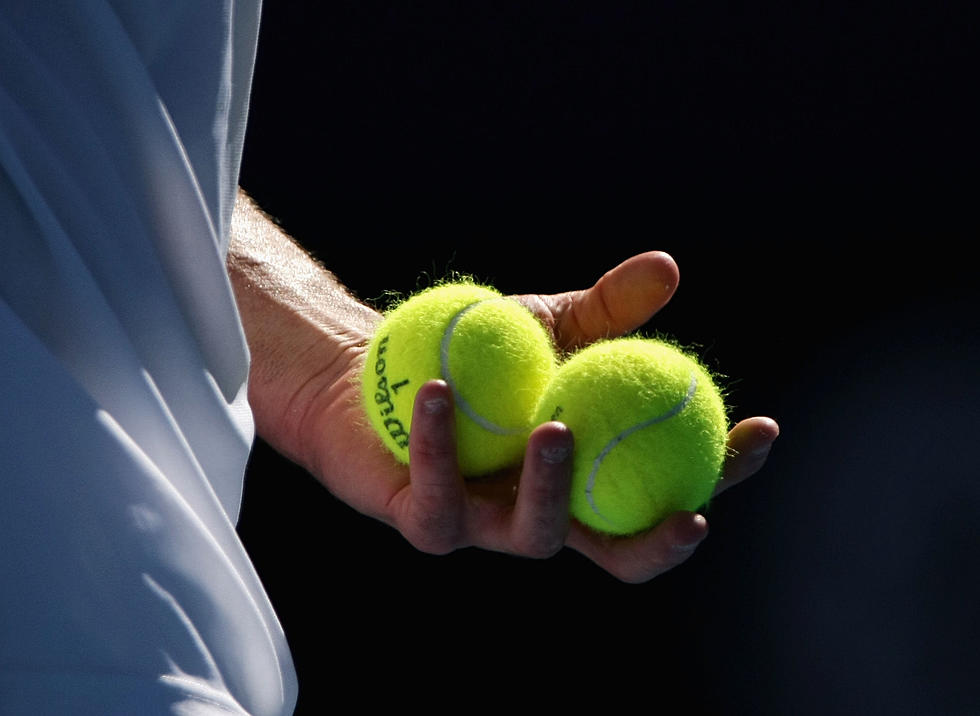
422,396,450,415
672,538,703,553
540,445,572,464
673,514,708,551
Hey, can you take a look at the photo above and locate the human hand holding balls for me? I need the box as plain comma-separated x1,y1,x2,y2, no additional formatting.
361,279,731,538
292,250,780,584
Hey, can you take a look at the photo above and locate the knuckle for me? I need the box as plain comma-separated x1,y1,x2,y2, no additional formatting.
513,522,565,559
405,502,464,555
410,430,455,464
518,463,570,509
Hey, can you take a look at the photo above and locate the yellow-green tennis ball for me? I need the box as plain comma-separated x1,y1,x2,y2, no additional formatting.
362,281,557,476
534,337,728,536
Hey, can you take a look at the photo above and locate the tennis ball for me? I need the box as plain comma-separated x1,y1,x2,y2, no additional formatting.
534,337,728,536
362,281,557,476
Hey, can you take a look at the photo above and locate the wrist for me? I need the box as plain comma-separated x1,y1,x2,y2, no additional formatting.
227,190,380,466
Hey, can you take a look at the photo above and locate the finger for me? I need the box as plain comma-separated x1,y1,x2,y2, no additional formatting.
403,380,467,554
567,511,710,584
508,421,575,559
714,416,780,496
531,251,679,352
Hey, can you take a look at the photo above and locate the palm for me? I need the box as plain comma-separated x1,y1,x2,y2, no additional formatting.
306,344,527,531
302,357,413,522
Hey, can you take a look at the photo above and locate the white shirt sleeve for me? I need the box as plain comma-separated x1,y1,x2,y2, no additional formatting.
0,2,298,714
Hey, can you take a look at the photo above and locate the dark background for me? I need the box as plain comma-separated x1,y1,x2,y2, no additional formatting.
236,3,978,714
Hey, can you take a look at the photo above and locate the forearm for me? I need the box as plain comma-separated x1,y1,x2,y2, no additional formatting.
227,188,380,466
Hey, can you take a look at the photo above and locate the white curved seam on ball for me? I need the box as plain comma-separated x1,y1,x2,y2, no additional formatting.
586,372,699,526
440,299,527,436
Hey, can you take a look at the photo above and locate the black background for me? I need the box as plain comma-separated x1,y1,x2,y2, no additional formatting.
236,3,978,714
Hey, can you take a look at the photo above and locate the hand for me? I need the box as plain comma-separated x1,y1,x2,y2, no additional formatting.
301,251,779,583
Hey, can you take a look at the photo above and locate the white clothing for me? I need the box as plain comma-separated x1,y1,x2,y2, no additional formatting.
0,1,297,713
